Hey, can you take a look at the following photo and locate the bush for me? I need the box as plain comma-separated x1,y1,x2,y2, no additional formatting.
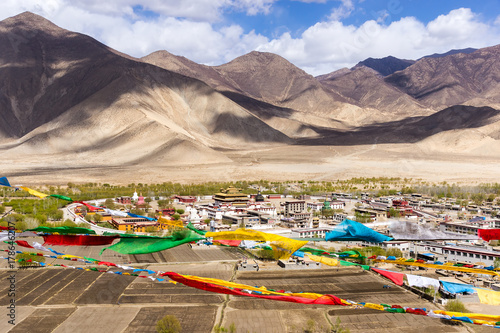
156,315,181,333
386,248,403,258
16,253,45,267
445,299,469,313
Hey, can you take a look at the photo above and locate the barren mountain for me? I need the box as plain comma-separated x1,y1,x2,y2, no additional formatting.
143,50,369,132
352,56,415,76
1,12,500,184
317,66,429,117
0,12,290,167
420,47,477,59
385,45,500,108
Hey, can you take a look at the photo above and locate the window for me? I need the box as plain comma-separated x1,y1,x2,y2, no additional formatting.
488,256,494,261
482,255,487,260
475,254,480,259
469,253,473,257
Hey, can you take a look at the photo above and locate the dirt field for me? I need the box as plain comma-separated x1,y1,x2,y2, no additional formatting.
0,243,488,333
2,143,500,186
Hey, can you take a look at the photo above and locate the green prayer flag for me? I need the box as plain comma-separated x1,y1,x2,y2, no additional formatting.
49,194,73,201
187,222,207,236
100,230,204,255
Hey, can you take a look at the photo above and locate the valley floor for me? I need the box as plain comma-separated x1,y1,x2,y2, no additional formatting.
2,143,499,185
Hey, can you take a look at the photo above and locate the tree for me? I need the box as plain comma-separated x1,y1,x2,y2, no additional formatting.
145,197,152,204
156,315,181,333
494,257,500,269
172,214,180,221
388,208,401,218
386,248,403,258
145,226,158,233
354,211,371,223
157,199,172,209
176,209,185,215
104,198,116,210
332,317,350,333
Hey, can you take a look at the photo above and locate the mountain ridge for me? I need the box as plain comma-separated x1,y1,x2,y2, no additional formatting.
1,12,499,183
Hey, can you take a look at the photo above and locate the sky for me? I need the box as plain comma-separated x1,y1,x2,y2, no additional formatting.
2,0,500,76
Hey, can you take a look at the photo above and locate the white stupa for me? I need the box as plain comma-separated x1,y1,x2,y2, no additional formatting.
132,189,139,201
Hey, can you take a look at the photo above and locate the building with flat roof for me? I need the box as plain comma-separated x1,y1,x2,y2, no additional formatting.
213,186,249,207
110,217,166,233
283,200,305,217
291,228,332,239
439,219,500,237
414,241,500,266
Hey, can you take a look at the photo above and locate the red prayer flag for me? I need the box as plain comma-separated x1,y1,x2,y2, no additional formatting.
371,268,404,286
478,229,500,241
161,272,349,306
43,235,118,246
97,261,117,267
213,239,242,247
15,240,34,249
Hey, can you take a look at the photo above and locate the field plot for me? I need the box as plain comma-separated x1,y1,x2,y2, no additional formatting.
0,245,478,333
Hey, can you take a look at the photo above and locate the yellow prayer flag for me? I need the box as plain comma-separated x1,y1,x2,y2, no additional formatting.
206,229,307,260
20,186,49,199
476,288,500,306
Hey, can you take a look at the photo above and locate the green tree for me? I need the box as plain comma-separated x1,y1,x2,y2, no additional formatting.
172,214,180,221
104,198,116,210
156,315,181,333
0,205,5,214
145,226,158,233
176,209,185,215
494,257,500,269
332,317,350,333
386,248,403,258
388,208,401,218
354,211,371,223
48,209,63,221
145,197,152,204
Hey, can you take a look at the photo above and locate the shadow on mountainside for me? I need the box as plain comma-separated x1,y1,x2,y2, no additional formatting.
295,105,500,146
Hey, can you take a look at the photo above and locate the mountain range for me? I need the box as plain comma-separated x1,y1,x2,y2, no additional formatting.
1,12,499,184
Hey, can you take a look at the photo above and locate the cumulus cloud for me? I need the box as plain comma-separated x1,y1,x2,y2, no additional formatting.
258,8,500,75
329,0,355,21
0,0,270,63
1,2,499,76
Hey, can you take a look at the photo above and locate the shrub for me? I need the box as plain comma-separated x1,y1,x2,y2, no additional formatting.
445,299,469,313
16,253,45,267
156,315,181,333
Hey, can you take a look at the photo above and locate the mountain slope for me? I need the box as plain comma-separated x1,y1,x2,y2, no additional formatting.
0,12,291,167
385,45,500,108
317,66,428,117
352,56,415,76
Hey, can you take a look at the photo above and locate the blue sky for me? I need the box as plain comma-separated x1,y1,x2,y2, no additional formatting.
2,0,500,75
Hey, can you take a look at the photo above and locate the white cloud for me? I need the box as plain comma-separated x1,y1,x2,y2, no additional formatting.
257,7,500,75
1,2,499,76
0,0,269,63
329,0,354,21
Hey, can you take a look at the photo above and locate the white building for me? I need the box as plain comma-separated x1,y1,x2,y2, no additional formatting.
414,242,500,266
290,228,332,239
